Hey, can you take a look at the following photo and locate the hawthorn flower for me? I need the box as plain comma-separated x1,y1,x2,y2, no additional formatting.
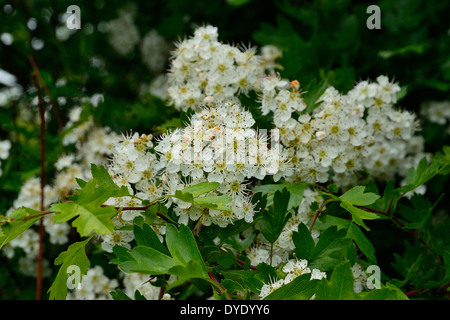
256,75,426,187
167,25,275,111
258,258,326,299
0,139,11,159
100,230,134,253
152,101,285,227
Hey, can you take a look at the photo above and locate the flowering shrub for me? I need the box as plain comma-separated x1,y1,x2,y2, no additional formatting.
0,0,449,302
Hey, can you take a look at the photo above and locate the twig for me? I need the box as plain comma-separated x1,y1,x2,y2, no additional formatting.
32,73,45,300
309,198,332,233
158,285,166,300
207,271,229,300
7,210,52,222
355,206,389,215
100,204,154,211
100,203,175,224
28,55,64,131
358,204,432,250
404,287,427,297
218,247,258,270
314,183,329,193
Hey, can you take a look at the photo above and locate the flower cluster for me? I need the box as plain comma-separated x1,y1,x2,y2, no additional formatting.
100,132,164,252
167,25,280,111
67,266,119,300
121,273,173,300
351,263,371,293
140,29,171,74
258,259,327,299
154,101,287,227
245,187,323,267
0,139,11,177
257,74,426,187
421,100,450,127
107,7,140,56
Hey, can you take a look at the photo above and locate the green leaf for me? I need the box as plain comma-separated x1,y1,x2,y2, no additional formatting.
358,284,408,300
226,0,254,7
194,195,233,211
308,226,351,271
51,202,117,237
50,164,130,236
165,224,206,273
397,194,435,230
133,223,170,256
302,79,329,114
259,188,291,243
178,181,220,198
396,156,446,194
48,236,93,300
378,43,428,59
0,207,43,249
173,182,232,211
346,222,377,264
264,273,319,300
219,269,263,294
110,289,133,300
340,202,379,231
118,245,177,275
314,214,350,231
114,224,209,281
254,182,307,210
337,186,381,230
293,225,350,271
221,279,245,295
315,261,408,300
292,223,315,261
315,261,357,300
339,186,380,206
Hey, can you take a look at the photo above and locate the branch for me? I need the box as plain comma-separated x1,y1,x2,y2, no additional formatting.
309,198,332,233
31,73,45,300
28,55,64,131
207,271,229,300
6,210,53,222
100,203,175,225
218,247,258,270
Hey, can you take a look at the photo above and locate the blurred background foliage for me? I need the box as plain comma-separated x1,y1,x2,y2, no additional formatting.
0,0,449,299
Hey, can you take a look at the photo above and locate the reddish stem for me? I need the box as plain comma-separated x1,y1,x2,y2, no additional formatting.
218,247,258,270
309,198,332,233
404,287,427,297
32,73,45,300
28,55,64,131
208,271,229,299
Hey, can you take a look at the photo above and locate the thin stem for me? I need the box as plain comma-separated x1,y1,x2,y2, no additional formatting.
158,285,166,300
218,247,258,270
355,206,389,215
358,204,431,250
269,242,274,267
101,205,154,211
207,271,229,300
28,55,64,131
32,73,45,301
100,202,176,225
309,198,332,233
313,183,329,193
404,287,427,298
6,210,53,222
